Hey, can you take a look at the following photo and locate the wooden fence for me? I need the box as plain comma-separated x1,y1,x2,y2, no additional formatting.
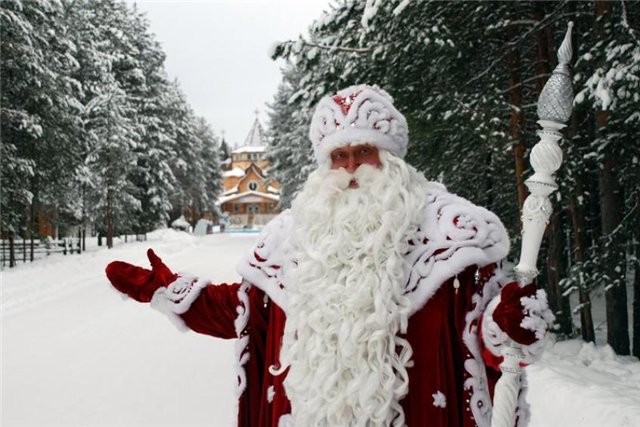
0,238,83,268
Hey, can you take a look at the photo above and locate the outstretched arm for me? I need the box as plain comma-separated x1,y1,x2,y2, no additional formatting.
105,249,244,339
151,276,242,339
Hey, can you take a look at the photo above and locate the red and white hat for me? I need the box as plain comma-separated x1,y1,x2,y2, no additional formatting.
309,84,409,166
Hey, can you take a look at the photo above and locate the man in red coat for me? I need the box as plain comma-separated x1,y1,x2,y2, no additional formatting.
106,85,553,427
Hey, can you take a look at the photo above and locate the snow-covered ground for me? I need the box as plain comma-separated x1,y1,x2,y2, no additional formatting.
2,230,639,427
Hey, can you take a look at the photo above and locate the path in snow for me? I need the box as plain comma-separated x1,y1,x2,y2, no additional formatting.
2,230,639,427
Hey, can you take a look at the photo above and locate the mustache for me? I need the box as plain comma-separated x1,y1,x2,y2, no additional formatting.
325,164,381,191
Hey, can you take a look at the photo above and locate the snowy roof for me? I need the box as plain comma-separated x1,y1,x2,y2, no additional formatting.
216,190,279,205
267,185,279,194
232,145,267,154
171,215,190,229
223,185,239,196
223,167,246,178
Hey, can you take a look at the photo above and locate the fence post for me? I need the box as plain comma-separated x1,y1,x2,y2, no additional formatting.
9,234,16,267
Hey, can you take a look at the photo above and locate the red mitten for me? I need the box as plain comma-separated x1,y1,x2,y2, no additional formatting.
105,249,177,303
492,281,552,346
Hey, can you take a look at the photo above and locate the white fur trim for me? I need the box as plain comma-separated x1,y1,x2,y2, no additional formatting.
150,287,189,331
234,281,251,399
314,128,401,167
150,275,209,331
236,212,295,311
403,187,510,315
309,84,408,166
267,385,275,403
481,294,510,358
462,267,505,427
278,414,293,427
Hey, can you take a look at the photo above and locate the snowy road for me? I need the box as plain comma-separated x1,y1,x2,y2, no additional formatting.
2,231,255,427
2,230,639,427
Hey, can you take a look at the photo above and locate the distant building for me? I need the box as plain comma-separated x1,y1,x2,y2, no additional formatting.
217,117,280,227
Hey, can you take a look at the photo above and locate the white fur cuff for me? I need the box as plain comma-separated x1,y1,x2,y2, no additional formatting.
481,294,547,364
481,295,509,357
150,275,209,331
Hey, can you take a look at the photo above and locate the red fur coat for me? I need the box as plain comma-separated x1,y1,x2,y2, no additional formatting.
147,188,545,427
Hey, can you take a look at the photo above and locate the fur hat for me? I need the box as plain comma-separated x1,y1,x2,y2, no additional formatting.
309,84,408,166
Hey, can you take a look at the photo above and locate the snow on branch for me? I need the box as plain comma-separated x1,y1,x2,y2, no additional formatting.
271,39,372,60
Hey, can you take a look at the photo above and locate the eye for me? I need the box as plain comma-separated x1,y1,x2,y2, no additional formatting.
333,151,348,160
358,147,371,156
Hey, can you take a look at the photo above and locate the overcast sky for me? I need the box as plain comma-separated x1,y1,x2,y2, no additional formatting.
129,0,332,147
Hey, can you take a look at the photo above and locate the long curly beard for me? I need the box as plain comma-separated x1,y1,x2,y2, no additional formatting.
278,152,428,427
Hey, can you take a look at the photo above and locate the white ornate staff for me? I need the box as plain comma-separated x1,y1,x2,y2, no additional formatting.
491,22,574,427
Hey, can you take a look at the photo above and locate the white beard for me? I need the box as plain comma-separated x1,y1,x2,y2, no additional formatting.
278,152,429,427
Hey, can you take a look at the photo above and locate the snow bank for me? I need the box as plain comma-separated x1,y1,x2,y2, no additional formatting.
528,339,640,427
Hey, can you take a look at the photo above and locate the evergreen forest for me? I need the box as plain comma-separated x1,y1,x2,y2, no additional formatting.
1,0,222,254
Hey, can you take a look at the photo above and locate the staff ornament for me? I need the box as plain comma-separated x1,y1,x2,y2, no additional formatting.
490,22,574,427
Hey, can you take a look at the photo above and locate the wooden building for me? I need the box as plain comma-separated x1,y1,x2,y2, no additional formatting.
217,117,280,227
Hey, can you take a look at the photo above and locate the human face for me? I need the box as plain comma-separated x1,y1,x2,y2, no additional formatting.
330,144,382,173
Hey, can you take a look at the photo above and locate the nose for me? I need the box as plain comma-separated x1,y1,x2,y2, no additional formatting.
345,154,359,173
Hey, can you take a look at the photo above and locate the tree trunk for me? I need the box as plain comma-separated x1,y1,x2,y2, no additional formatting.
546,210,573,335
596,0,630,355
29,204,35,262
107,188,114,249
81,185,86,252
22,229,26,263
569,192,595,342
565,15,594,342
599,145,629,354
9,233,16,268
506,23,528,218
633,167,640,358
1,232,4,267
532,2,553,94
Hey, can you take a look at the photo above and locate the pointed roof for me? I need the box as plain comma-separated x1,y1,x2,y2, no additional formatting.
242,115,265,148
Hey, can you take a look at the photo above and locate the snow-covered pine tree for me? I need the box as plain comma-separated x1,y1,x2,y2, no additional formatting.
194,116,223,219
266,66,315,208
1,0,82,260
122,7,179,235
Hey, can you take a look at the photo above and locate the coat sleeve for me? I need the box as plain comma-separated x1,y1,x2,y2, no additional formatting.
150,274,242,339
477,266,549,369
179,282,242,339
